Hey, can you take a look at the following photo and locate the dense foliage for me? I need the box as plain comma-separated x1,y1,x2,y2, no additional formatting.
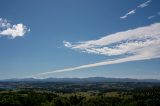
0,87,160,106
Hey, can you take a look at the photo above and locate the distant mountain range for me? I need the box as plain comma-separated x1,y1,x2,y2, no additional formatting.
1,77,160,83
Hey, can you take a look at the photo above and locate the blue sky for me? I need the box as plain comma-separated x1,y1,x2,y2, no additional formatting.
0,0,160,79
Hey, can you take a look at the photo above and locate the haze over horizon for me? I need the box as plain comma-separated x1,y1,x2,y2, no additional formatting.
0,0,160,80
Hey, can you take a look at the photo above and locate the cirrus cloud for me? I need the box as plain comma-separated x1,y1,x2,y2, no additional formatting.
64,23,160,58
120,0,152,19
27,23,160,78
147,11,160,20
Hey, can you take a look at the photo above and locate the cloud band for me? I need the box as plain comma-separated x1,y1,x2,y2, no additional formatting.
28,23,160,78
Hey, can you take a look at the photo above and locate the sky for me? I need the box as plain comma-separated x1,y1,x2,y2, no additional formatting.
0,0,160,79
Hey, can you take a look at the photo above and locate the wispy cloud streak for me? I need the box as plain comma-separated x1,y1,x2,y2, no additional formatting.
147,15,156,19
30,23,160,78
65,23,160,57
138,0,152,8
120,9,136,19
28,54,158,78
147,11,160,20
120,0,152,19
0,18,30,38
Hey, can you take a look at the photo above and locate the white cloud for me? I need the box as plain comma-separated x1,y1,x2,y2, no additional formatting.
0,18,30,38
120,9,136,19
138,0,152,8
28,23,160,78
0,18,11,28
147,15,156,19
65,23,160,57
147,11,160,20
63,40,72,48
120,0,152,19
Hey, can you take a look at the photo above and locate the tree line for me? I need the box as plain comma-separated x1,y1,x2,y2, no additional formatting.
0,87,160,106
